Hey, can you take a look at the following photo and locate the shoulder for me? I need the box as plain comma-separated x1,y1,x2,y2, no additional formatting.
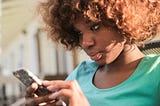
143,54,160,84
75,60,98,72
65,60,98,81
145,54,160,95
140,54,160,73
137,54,160,80
143,54,160,66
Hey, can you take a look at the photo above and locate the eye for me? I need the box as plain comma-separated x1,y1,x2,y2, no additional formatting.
90,24,100,31
74,28,83,36
77,31,83,36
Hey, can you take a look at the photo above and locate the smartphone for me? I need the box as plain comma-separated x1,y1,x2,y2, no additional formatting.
13,68,52,96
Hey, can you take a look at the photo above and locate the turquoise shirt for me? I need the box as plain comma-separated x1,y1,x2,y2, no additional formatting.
66,54,160,106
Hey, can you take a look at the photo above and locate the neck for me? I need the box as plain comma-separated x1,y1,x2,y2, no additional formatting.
105,44,145,72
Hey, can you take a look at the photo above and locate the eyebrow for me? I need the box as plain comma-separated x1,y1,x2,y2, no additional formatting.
88,21,102,27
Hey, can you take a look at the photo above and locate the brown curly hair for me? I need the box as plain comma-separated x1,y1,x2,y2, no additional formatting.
38,0,160,50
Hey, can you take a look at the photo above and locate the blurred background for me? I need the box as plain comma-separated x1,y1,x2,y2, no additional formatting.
0,0,89,105
0,0,159,106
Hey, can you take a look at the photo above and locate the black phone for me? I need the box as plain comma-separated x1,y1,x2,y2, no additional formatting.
13,68,52,96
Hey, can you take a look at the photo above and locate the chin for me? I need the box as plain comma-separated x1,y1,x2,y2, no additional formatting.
95,59,107,66
94,55,116,66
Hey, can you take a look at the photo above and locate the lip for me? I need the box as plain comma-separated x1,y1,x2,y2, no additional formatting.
89,52,103,61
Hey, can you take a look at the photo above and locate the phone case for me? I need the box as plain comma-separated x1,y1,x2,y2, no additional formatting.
13,68,52,96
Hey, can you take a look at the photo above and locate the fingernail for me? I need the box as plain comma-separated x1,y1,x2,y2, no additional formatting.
47,86,51,90
43,80,49,83
42,80,49,85
47,84,56,90
32,83,38,90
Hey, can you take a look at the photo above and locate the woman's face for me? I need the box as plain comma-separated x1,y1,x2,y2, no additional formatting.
74,20,126,66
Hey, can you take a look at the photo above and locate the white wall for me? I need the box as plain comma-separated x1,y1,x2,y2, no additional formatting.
0,19,89,98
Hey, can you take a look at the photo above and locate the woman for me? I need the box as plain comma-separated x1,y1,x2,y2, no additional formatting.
25,0,160,106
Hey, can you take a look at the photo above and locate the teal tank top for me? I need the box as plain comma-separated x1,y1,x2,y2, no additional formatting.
66,54,160,106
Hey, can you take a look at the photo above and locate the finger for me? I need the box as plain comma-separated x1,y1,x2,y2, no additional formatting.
25,95,54,106
42,103,56,106
45,81,70,92
49,80,84,99
43,80,67,86
49,89,72,100
69,80,82,92
47,80,81,96
25,98,38,106
25,83,38,98
44,99,65,106
56,99,67,106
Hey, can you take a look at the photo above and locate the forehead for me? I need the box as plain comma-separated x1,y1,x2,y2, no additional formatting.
73,17,99,28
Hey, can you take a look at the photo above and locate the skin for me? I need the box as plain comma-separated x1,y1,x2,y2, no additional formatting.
74,20,145,89
25,20,145,106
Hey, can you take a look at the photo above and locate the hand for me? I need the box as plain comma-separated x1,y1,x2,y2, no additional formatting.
43,80,90,106
25,83,64,106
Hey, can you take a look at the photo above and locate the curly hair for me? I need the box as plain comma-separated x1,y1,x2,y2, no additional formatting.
38,0,160,50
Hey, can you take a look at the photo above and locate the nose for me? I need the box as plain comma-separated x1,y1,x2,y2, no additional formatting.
80,33,95,49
